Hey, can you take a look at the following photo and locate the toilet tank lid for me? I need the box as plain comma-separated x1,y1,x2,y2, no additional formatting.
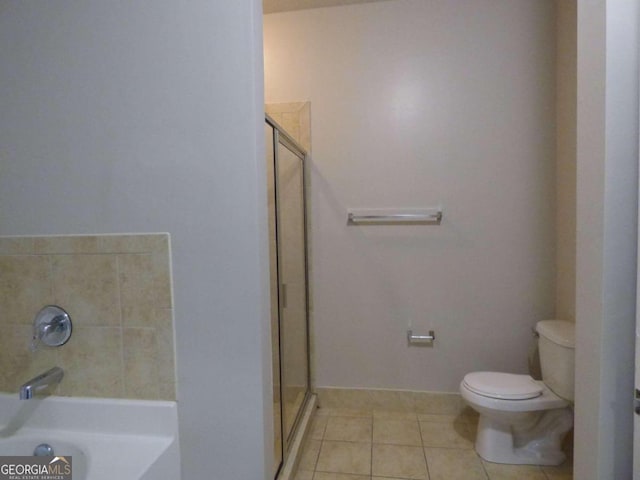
536,320,575,348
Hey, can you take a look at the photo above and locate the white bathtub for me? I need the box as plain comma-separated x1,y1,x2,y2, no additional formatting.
0,394,180,480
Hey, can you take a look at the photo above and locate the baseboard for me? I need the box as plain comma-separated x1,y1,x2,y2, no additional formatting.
315,387,467,415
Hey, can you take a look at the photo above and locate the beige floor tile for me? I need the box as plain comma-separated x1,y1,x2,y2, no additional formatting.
299,439,322,471
324,416,372,443
544,474,572,480
541,457,573,475
420,421,473,449
374,410,417,420
482,462,546,480
372,478,415,480
310,416,329,440
293,470,314,480
460,406,480,422
316,441,371,476
424,447,487,480
371,444,428,480
313,473,370,480
373,418,422,446
417,413,469,424
316,408,373,418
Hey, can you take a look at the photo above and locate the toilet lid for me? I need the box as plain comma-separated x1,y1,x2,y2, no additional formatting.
463,372,543,400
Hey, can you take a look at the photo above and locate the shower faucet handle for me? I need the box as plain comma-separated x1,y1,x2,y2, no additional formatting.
30,306,73,351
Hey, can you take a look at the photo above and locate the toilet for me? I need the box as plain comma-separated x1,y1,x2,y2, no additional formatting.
459,320,575,466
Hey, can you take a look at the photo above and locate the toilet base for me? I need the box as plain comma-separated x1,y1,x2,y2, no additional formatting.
475,406,573,466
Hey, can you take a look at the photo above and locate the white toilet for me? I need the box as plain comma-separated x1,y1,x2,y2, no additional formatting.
459,320,574,466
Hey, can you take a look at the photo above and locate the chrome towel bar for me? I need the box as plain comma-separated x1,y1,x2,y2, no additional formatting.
347,210,442,225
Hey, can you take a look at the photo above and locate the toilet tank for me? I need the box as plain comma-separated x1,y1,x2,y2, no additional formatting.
536,320,575,401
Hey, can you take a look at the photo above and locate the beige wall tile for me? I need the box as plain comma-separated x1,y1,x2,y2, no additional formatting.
98,234,169,254
58,326,124,398
299,102,311,152
34,236,100,254
123,327,159,399
0,237,34,254
269,112,284,124
122,306,173,329
367,389,416,412
118,253,172,310
124,349,160,399
0,325,58,392
317,387,464,415
266,102,305,114
0,234,175,401
51,254,120,326
316,407,373,418
266,102,311,153
155,323,177,400
0,256,54,325
413,392,463,415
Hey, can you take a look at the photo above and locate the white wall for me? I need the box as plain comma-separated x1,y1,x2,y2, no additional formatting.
265,0,557,392
0,2,272,479
555,0,577,323
574,0,638,478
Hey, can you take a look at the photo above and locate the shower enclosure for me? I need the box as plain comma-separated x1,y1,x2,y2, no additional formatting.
265,115,311,478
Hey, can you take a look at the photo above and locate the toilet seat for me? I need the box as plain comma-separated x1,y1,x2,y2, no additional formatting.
462,372,543,400
460,377,568,413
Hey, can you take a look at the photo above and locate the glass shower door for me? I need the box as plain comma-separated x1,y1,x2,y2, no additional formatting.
265,122,282,478
266,117,310,478
275,139,309,446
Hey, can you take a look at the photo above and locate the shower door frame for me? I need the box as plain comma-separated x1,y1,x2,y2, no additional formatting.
266,114,312,477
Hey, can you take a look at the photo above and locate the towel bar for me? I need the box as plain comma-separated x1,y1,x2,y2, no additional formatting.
347,211,442,225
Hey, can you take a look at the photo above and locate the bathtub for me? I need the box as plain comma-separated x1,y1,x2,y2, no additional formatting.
0,393,180,480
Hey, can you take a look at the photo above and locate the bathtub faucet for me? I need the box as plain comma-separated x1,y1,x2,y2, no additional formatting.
19,367,64,400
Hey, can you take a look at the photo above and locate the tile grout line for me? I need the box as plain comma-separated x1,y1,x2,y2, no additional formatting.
418,415,431,480
115,254,126,398
47,254,62,386
311,414,328,477
370,412,374,478
314,417,328,477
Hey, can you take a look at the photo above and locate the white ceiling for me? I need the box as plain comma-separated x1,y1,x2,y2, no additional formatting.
263,0,395,14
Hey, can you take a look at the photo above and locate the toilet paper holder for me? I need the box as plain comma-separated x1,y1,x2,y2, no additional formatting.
407,329,435,345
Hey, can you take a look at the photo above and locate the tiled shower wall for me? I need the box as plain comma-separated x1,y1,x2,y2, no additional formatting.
0,234,176,401
266,102,311,152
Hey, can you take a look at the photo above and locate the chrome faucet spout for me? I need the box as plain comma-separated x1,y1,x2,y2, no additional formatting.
19,367,64,400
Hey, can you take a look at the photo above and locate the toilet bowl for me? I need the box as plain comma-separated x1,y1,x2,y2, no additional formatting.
460,372,572,465
460,320,575,465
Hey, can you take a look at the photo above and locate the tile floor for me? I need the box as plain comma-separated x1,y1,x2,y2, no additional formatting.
293,407,573,480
